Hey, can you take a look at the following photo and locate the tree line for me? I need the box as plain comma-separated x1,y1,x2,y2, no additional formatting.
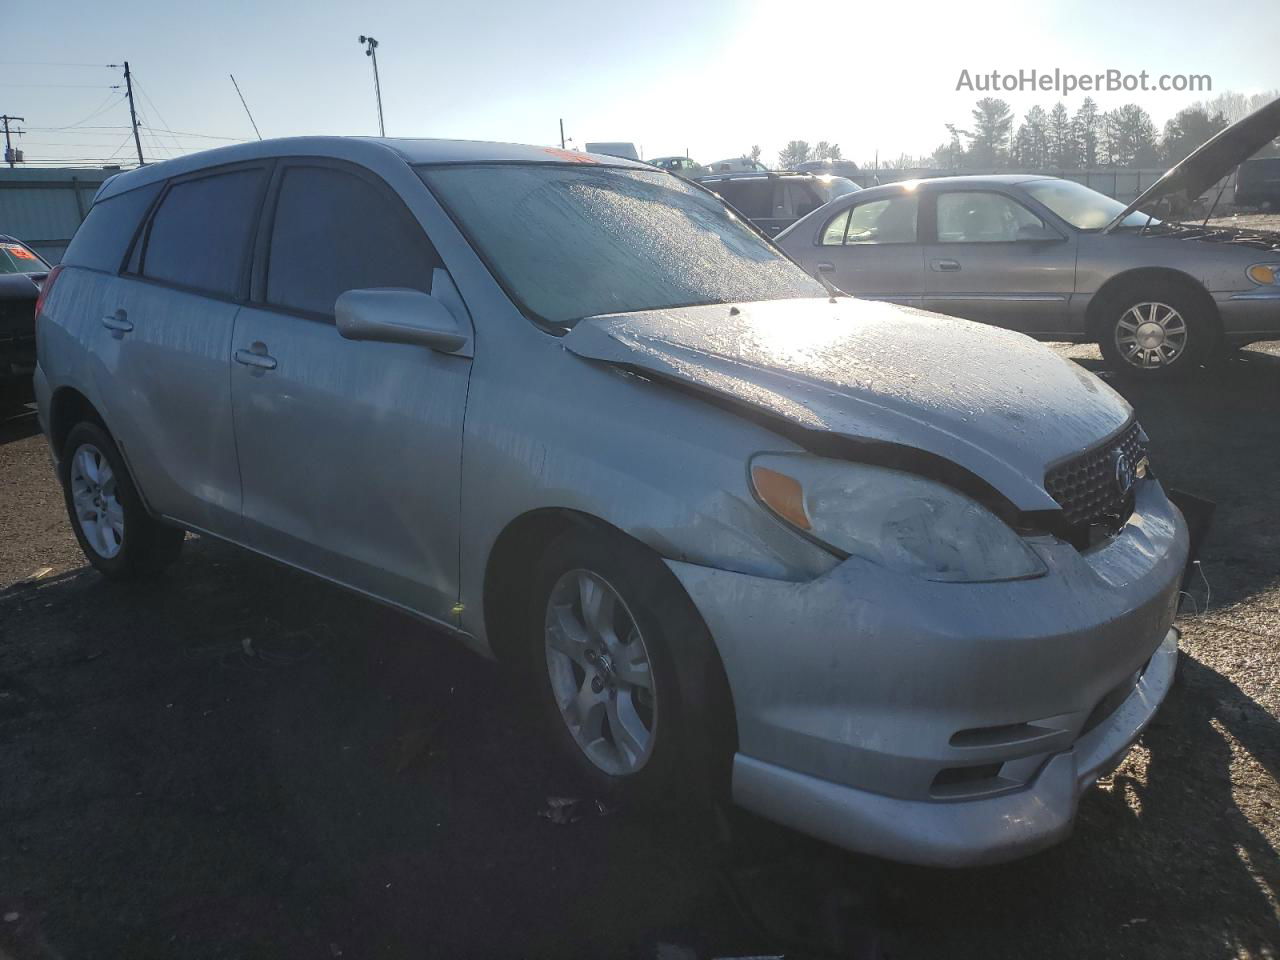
766,90,1279,172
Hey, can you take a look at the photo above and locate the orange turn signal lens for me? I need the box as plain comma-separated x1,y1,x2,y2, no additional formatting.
1247,264,1278,285
751,465,811,531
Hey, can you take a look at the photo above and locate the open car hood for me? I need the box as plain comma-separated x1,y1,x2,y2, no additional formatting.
562,298,1133,513
1105,95,1280,232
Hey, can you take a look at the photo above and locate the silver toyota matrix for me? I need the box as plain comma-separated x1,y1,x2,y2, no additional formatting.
34,137,1188,867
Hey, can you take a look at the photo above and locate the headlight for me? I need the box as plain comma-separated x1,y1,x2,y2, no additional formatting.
750,453,1047,583
1247,263,1279,285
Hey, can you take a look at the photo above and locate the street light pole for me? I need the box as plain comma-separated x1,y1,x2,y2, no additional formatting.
358,35,385,137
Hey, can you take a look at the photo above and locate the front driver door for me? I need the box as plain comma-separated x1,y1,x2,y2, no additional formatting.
922,189,1077,335
810,191,924,305
230,160,472,625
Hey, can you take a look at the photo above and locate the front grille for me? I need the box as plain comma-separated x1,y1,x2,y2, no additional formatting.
1045,421,1147,529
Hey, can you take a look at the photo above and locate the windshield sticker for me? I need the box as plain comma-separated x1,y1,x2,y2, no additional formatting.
2,243,36,260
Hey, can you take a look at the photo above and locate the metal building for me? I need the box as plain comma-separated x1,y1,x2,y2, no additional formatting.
0,167,123,263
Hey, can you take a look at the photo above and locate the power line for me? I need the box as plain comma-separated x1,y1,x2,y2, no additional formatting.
31,90,128,131
0,61,114,68
132,75,185,157
0,82,121,89
139,124,247,142
21,125,132,131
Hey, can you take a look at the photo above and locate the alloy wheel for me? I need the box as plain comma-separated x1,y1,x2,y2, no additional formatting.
544,569,658,776
1115,302,1189,369
69,442,124,558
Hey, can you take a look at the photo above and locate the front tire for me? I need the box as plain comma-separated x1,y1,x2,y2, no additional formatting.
527,528,733,806
1098,287,1215,378
60,421,184,579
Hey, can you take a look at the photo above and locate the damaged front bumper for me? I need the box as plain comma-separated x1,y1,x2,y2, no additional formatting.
665,479,1188,867
732,627,1177,867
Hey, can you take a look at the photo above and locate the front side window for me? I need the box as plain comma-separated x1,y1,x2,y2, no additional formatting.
420,163,822,326
936,192,1047,243
820,194,919,245
266,165,442,317
140,168,266,296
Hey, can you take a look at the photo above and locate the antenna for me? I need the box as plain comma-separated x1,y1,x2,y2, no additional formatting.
230,74,262,140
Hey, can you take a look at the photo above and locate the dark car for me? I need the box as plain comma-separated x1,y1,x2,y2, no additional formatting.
1,235,51,409
694,171,829,237
1235,157,1280,209
794,159,862,179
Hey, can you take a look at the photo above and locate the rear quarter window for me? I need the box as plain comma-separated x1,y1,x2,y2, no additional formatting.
61,182,161,274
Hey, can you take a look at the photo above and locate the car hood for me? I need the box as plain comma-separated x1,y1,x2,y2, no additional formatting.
562,298,1133,512
1106,95,1280,231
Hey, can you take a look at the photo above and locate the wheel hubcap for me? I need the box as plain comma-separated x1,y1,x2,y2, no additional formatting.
1115,302,1188,369
69,442,124,558
544,569,657,776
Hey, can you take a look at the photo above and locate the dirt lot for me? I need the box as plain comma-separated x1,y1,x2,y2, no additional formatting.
1,348,1278,960
1206,211,1280,233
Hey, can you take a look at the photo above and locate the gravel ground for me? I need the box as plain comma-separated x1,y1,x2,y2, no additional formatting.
1205,212,1280,233
1,348,1278,959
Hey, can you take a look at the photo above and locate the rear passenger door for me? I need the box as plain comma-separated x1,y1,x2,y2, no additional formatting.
230,160,472,625
103,163,269,536
808,192,924,305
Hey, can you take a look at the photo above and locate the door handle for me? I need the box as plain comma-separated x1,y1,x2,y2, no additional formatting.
816,262,835,272
931,259,961,272
234,347,277,371
101,310,133,334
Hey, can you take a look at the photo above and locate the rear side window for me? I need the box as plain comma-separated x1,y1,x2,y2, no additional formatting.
820,194,919,245
61,182,161,273
265,165,441,317
709,179,773,219
139,168,266,297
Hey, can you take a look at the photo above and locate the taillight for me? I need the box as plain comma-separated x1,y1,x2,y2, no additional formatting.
34,263,63,319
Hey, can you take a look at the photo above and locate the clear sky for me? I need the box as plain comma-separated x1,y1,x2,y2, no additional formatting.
4,0,1277,169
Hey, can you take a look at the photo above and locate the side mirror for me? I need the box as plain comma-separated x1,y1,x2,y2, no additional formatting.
1017,223,1064,242
335,288,469,354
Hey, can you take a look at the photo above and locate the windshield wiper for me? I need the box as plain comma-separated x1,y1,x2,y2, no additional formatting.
817,271,844,302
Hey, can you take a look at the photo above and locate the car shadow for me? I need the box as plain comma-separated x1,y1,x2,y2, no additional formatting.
0,403,39,446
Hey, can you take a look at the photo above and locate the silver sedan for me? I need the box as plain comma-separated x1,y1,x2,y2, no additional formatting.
776,100,1280,377
36,136,1186,866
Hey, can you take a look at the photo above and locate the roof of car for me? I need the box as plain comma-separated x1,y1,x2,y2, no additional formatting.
94,136,652,202
695,170,814,181
849,174,1055,200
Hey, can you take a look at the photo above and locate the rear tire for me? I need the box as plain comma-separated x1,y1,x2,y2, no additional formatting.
1097,285,1215,379
526,527,733,807
60,421,184,579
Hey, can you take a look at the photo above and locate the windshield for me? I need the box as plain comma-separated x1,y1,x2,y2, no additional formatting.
0,241,46,274
420,163,823,326
1023,179,1158,231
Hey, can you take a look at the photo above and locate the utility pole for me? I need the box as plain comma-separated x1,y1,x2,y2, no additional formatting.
1,115,23,169
122,61,144,166
559,118,565,150
358,36,385,136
